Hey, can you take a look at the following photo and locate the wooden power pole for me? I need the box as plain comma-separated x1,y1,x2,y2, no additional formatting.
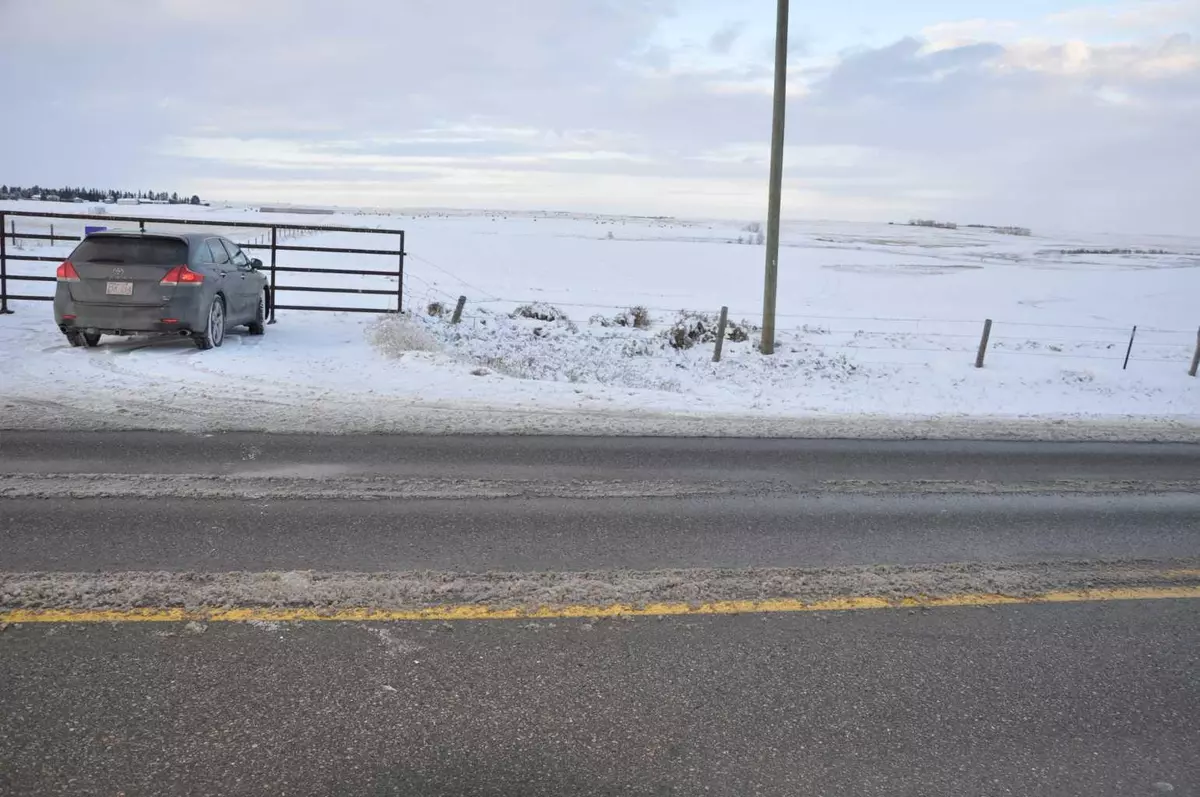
760,0,789,355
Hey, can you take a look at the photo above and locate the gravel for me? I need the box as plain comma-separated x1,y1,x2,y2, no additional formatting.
3,559,1196,613
4,473,1197,500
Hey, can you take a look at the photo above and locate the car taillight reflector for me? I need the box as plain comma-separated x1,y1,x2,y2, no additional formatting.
160,265,203,286
161,318,178,324
56,261,80,282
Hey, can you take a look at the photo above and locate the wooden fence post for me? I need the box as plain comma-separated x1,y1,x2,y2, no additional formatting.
974,318,993,368
1122,325,1137,370
50,224,54,245
1189,327,1200,377
713,306,729,362
451,295,467,324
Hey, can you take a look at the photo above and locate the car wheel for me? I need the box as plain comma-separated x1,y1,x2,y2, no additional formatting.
83,332,101,347
247,290,267,336
194,295,226,351
64,330,85,347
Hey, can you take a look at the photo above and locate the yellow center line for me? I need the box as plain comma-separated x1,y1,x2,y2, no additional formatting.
2,586,1199,624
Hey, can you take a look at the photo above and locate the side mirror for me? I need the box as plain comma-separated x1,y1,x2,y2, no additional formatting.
250,258,263,270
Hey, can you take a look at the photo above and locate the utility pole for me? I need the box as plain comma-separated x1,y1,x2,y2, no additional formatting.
760,0,789,355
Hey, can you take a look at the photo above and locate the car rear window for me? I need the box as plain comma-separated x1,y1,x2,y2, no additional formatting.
71,236,188,265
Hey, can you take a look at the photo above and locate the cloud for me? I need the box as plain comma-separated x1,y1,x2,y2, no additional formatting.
709,21,745,55
1,0,1197,232
921,18,1020,51
1046,0,1200,33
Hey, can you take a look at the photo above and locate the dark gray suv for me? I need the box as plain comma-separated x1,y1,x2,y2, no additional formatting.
54,231,270,350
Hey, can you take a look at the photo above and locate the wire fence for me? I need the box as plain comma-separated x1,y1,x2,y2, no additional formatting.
4,222,1196,376
397,249,1199,375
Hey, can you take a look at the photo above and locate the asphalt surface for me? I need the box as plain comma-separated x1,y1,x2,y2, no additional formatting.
4,493,1200,572
2,602,1197,796
3,431,1199,572
1,431,1198,795
3,430,1198,481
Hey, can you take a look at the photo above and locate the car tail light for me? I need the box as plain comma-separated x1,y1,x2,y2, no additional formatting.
56,261,80,282
160,265,204,286
161,318,178,324
62,314,76,320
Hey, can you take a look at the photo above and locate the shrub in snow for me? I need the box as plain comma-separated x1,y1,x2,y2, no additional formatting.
727,321,753,342
666,311,722,349
591,306,653,329
369,314,441,356
621,336,661,357
512,302,570,323
616,305,652,329
427,301,446,317
665,311,755,349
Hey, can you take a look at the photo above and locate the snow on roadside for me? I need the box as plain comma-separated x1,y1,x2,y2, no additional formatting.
394,308,861,398
371,307,1196,421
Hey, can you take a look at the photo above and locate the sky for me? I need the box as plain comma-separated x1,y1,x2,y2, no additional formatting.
1,0,1197,233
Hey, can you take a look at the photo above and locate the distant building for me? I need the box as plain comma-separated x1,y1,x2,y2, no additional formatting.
116,197,139,205
44,194,60,201
259,206,334,215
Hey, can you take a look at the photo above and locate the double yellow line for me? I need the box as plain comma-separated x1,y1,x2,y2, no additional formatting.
4,585,1199,624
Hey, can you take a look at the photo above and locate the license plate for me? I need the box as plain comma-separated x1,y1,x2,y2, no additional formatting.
105,281,133,296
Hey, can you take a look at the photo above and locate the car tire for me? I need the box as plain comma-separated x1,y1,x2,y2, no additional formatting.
64,330,85,347
247,291,267,336
83,332,101,347
194,295,226,351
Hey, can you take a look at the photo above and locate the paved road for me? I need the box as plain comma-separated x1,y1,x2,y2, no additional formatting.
4,493,1200,572
1,432,1198,795
3,432,1199,572
2,602,1197,796
3,430,1198,480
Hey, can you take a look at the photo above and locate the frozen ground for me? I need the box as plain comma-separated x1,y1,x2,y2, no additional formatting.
1,200,1197,439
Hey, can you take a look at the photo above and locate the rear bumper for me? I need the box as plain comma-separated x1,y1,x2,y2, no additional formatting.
57,319,193,335
54,290,206,335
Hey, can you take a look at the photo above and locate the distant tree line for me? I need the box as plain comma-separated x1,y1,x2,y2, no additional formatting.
1060,247,1169,255
1,184,202,205
909,218,958,230
965,224,1032,237
898,219,1033,237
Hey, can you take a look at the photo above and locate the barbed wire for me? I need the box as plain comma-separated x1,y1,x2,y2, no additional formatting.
990,335,1126,345
990,319,1130,332
406,252,499,301
779,327,982,339
810,343,975,355
403,271,459,304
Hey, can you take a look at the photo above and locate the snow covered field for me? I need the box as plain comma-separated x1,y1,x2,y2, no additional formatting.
1,199,1197,438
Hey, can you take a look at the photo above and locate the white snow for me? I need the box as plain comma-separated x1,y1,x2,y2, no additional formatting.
1,199,1197,439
